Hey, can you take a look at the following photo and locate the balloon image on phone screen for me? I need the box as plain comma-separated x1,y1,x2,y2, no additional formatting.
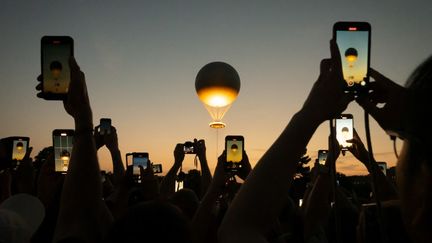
53,129,74,173
336,114,353,150
333,22,371,93
41,36,74,100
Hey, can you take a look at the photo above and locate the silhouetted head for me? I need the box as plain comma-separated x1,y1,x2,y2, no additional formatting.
169,188,199,220
397,55,432,242
105,201,192,243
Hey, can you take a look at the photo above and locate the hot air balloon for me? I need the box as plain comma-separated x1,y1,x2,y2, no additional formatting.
60,150,70,161
345,48,358,67
16,142,24,151
195,62,241,128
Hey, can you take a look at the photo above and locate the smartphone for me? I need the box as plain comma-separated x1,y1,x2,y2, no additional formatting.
132,152,149,176
377,162,387,176
183,141,195,154
225,135,244,171
0,137,30,171
336,114,353,150
318,150,328,165
175,180,184,192
99,118,112,135
333,22,371,93
52,129,74,173
152,164,163,174
41,36,74,100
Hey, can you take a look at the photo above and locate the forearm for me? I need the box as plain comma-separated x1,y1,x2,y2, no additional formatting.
55,122,107,242
199,157,212,197
159,163,181,198
192,184,220,243
109,148,125,185
303,173,331,240
365,160,398,201
219,110,322,241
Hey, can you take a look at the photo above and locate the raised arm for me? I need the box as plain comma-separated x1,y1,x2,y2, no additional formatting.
104,127,125,185
196,139,212,198
160,144,184,198
192,151,230,243
36,57,113,242
347,129,398,201
219,40,353,243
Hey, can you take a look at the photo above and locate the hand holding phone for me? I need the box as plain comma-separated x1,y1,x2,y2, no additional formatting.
99,118,112,135
224,135,245,172
40,36,74,100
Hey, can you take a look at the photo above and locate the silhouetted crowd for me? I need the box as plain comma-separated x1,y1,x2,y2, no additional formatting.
0,40,431,243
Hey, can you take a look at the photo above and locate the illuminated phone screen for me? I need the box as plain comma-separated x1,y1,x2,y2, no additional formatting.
53,133,73,172
336,116,353,149
12,139,28,161
336,29,369,88
318,150,328,165
226,139,243,163
133,154,148,175
42,40,72,95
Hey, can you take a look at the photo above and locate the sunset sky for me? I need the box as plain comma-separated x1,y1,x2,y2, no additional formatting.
1,0,431,175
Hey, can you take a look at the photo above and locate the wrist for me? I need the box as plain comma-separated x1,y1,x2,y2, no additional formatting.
108,147,120,154
75,119,93,132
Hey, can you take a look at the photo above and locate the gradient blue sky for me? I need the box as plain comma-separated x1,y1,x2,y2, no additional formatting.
1,0,431,175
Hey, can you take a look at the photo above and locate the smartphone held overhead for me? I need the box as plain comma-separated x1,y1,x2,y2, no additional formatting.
52,129,74,173
333,22,371,94
224,135,244,172
336,114,354,151
41,36,74,100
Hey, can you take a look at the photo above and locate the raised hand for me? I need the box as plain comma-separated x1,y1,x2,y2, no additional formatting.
356,68,409,137
301,39,354,122
346,129,370,165
104,126,119,152
174,143,185,167
237,151,252,180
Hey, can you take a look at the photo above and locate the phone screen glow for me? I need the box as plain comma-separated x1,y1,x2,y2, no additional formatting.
318,151,328,165
43,42,72,94
336,30,369,87
133,155,148,175
12,140,27,161
336,117,353,148
54,134,73,172
226,139,243,163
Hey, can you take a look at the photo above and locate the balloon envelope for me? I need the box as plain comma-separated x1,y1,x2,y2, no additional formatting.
345,48,358,63
195,62,241,127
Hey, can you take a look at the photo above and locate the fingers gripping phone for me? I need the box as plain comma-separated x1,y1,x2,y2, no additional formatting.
52,129,74,173
336,114,354,151
333,22,371,93
99,118,112,135
225,135,244,172
41,36,74,100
